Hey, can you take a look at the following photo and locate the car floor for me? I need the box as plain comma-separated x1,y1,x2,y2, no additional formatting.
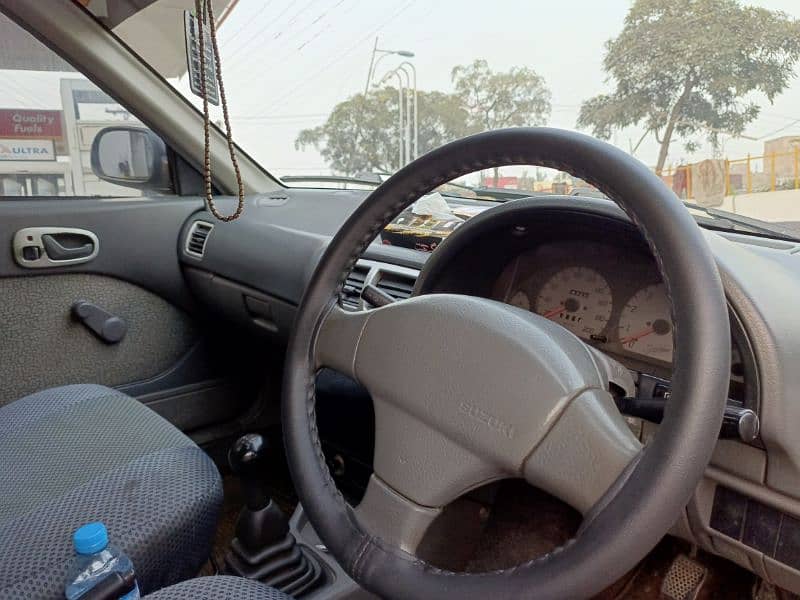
199,471,768,598
191,383,776,597
464,480,761,599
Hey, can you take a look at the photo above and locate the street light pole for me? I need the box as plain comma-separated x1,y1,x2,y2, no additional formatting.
364,39,415,96
379,70,405,170
394,66,412,165
369,53,393,92
398,61,417,160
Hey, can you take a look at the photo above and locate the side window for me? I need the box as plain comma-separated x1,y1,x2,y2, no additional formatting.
0,12,174,197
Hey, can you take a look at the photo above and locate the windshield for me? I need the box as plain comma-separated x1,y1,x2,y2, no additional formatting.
90,0,800,235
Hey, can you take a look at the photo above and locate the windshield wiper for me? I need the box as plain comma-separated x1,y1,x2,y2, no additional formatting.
683,202,800,242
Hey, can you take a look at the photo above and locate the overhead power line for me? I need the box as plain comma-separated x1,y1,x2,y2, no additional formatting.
225,0,348,81
260,0,416,115
231,112,328,120
219,1,275,50
220,0,295,62
224,0,320,67
749,119,800,141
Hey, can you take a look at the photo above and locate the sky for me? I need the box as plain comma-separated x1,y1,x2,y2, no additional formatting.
196,0,800,180
3,0,800,183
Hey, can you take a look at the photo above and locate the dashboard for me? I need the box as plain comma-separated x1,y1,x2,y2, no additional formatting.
178,188,800,595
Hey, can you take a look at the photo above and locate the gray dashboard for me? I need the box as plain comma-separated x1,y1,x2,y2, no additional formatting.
180,189,424,308
178,188,800,594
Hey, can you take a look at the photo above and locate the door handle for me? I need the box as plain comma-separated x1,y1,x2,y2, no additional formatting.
13,227,99,268
42,234,94,261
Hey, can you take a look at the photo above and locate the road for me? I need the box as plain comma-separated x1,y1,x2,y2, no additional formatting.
718,189,800,224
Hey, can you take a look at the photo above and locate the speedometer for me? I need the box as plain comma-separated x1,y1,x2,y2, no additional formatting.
535,267,612,338
617,284,673,362
509,290,531,310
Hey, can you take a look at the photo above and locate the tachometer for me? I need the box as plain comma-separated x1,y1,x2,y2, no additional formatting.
617,284,673,362
534,267,612,338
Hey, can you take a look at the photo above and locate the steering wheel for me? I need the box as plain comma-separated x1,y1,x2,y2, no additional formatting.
283,128,730,599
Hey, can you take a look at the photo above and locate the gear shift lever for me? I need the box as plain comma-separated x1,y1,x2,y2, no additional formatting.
225,433,325,595
228,433,272,511
227,434,288,552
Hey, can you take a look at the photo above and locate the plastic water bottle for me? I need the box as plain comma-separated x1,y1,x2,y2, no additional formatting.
64,522,140,600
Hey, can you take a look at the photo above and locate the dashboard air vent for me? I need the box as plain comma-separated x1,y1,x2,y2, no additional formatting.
341,265,369,310
185,221,213,258
375,270,416,301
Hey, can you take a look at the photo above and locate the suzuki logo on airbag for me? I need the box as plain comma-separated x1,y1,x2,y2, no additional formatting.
458,401,515,439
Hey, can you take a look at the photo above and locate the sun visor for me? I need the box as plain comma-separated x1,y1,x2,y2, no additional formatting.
101,0,235,78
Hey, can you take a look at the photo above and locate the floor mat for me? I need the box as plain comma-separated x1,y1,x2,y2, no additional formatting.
198,458,760,598
465,479,581,573
595,538,756,600
456,480,756,599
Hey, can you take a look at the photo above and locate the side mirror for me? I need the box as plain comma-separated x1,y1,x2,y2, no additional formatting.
90,127,170,191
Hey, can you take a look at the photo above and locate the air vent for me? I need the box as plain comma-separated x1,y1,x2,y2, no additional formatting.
375,270,415,301
185,221,213,258
340,265,369,310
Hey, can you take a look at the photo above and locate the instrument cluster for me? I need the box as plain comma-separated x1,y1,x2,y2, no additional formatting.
491,240,678,366
415,205,752,405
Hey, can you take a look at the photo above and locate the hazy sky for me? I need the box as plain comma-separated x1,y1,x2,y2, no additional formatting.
3,0,800,183
194,0,800,179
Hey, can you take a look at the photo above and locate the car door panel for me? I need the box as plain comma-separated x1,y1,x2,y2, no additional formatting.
0,198,203,309
0,198,251,431
0,271,196,406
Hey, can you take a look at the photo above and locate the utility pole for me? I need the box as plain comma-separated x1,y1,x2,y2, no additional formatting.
364,37,379,96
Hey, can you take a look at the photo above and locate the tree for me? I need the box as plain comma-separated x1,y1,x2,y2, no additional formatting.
577,0,800,173
295,89,473,176
451,59,552,185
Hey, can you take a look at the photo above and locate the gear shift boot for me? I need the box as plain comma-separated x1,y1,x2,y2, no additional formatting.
224,434,324,597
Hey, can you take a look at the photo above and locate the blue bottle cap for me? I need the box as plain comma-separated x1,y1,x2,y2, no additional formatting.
73,522,109,555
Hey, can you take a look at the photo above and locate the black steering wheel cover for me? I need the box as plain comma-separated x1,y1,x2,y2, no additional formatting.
283,128,730,599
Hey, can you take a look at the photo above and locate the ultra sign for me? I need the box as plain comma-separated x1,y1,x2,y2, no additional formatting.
0,139,56,161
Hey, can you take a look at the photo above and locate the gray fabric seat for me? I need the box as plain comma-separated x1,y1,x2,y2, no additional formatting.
144,576,293,599
0,384,223,599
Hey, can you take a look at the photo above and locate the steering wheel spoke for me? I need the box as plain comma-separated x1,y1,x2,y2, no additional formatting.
313,303,372,379
354,475,442,554
317,294,645,539
368,390,505,503
522,388,643,515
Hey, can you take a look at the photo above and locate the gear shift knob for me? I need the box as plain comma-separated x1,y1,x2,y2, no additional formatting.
228,433,270,510
228,433,267,473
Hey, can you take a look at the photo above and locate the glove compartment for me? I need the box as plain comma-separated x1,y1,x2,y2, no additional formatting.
183,266,296,340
